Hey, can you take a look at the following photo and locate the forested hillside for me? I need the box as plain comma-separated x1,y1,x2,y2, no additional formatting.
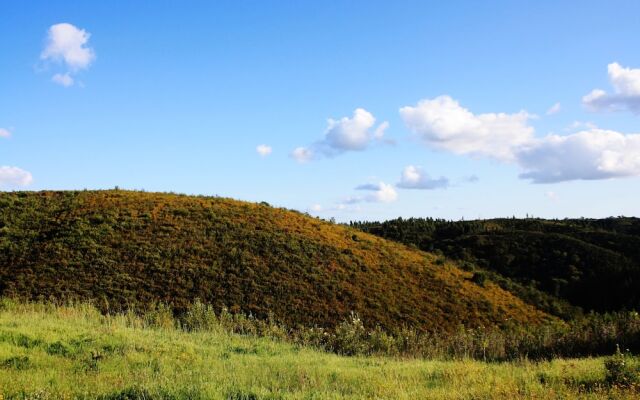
352,217,640,315
0,190,552,332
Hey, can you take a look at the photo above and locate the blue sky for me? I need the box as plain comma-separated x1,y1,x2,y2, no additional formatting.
2,1,640,221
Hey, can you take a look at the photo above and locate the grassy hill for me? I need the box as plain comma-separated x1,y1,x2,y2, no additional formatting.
351,217,640,315
1,300,638,399
0,190,552,332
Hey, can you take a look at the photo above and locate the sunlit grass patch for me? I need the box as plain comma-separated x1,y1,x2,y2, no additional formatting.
0,301,637,399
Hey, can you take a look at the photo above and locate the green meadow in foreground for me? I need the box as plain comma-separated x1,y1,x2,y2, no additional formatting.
0,301,638,399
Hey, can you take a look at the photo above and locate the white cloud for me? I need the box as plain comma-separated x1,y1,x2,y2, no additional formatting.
333,203,362,213
349,182,398,203
291,146,313,163
0,134,33,187
517,129,640,183
256,144,272,157
0,166,33,188
41,23,95,70
399,95,535,161
545,191,558,201
308,203,361,214
325,108,376,151
397,165,449,190
546,102,561,115
400,95,640,184
609,62,640,95
566,121,597,131
52,73,74,87
583,63,640,113
293,108,389,161
41,23,95,86
373,121,389,139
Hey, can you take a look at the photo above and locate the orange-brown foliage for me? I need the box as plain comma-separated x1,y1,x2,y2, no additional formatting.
0,190,554,331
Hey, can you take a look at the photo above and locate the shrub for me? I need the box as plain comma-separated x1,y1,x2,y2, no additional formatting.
144,303,176,330
180,299,220,332
332,313,368,356
605,345,639,387
471,272,487,287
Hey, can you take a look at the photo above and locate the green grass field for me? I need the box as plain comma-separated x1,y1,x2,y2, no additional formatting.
0,301,637,399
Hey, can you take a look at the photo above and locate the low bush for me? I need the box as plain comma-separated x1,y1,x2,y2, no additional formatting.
605,345,640,388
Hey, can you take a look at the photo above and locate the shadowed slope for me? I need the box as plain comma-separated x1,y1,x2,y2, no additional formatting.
352,217,640,314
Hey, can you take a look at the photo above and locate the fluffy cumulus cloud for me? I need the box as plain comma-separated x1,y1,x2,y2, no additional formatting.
397,165,449,189
400,94,640,183
256,144,272,157
583,63,640,113
292,108,389,162
517,129,640,183
325,108,376,151
348,182,398,204
0,128,11,138
400,96,534,161
0,166,33,188
41,23,95,87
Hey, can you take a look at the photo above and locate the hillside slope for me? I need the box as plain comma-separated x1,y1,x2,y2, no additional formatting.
352,217,640,314
0,190,552,331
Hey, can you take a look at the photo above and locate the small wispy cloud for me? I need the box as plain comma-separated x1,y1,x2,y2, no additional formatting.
307,203,361,214
566,121,597,131
291,146,313,163
397,165,449,190
464,175,479,183
52,73,74,87
546,102,561,115
256,144,272,157
545,191,558,201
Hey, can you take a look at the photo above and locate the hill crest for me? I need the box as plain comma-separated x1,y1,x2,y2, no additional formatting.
0,190,553,331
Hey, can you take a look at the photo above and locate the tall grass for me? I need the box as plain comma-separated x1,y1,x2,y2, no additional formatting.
173,300,640,362
0,299,638,399
5,298,637,362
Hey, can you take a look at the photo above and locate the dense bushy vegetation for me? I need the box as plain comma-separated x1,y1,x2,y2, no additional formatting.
352,217,640,316
147,300,640,361
0,190,550,333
